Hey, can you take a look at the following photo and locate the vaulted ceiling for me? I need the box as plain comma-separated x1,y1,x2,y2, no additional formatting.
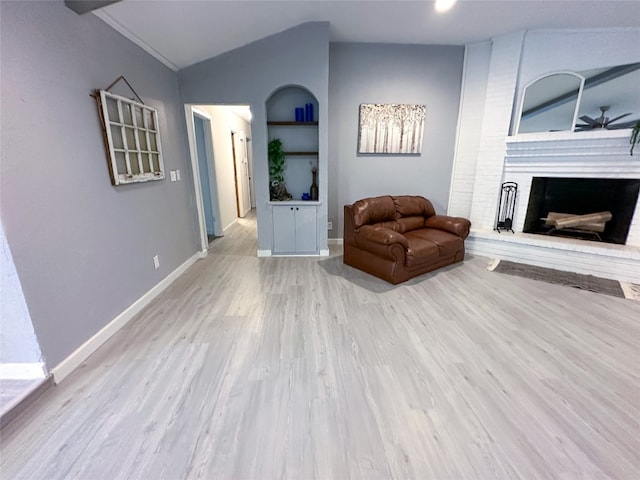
91,0,640,71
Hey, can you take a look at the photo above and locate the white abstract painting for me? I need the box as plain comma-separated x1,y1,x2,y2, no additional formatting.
358,103,426,154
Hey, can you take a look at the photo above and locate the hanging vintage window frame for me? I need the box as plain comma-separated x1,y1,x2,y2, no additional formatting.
97,90,165,185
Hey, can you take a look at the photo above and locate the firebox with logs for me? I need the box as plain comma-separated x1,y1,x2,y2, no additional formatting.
542,211,612,242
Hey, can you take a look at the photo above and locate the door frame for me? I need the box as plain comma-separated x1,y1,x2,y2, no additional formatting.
185,105,222,253
230,131,242,217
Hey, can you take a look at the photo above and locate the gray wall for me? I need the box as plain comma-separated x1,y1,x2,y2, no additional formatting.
328,43,464,237
0,1,199,368
179,22,330,253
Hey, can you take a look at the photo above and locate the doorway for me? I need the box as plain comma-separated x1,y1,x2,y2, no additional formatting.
185,104,255,252
194,114,217,242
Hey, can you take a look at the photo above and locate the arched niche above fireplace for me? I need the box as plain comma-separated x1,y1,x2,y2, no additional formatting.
515,62,640,135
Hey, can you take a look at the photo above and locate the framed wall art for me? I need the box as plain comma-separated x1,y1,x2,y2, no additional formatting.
93,76,166,186
358,103,426,154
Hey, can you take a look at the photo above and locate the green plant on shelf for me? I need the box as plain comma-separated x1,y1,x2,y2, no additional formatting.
268,138,291,200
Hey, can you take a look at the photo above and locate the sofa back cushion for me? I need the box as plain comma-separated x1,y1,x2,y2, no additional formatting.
352,196,396,229
393,195,436,218
396,216,426,233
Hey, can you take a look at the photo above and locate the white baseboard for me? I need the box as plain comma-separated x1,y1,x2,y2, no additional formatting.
0,362,46,380
51,252,202,384
223,218,238,232
258,249,330,257
328,238,344,245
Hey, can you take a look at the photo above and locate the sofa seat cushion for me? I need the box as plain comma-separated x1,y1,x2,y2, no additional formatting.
404,236,439,267
405,228,463,257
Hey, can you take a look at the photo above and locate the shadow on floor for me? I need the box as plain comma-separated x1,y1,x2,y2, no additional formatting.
318,254,468,293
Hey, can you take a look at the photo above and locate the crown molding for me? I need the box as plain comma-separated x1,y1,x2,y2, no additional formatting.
93,10,180,72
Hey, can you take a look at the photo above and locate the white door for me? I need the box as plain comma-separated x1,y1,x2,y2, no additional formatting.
295,206,318,253
272,206,296,253
232,133,251,217
246,137,256,208
238,136,251,215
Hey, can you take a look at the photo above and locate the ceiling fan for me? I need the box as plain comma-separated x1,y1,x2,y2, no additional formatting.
575,106,638,131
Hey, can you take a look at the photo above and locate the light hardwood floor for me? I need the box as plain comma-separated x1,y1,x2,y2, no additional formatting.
1,213,639,479
0,380,40,413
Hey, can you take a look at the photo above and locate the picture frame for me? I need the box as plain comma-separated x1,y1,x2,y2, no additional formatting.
358,103,426,154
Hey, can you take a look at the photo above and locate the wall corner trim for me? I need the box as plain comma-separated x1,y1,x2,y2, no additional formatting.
51,252,202,384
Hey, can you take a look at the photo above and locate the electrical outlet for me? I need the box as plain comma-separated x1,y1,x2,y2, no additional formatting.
153,255,160,269
176,169,181,181
328,221,333,231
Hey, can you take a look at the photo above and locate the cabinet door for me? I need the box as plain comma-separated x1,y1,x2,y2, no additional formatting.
272,206,296,253
294,206,317,253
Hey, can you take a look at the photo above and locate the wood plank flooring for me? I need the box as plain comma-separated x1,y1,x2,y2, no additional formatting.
1,212,639,479
0,380,40,413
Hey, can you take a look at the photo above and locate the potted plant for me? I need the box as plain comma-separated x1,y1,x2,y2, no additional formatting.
268,138,291,200
631,120,640,156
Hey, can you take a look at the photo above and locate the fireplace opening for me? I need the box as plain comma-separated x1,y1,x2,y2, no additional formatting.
523,177,640,245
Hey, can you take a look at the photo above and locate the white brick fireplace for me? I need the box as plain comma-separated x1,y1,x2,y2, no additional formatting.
450,28,640,283
466,130,640,283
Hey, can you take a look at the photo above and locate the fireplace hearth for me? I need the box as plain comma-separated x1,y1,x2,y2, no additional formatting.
523,177,640,245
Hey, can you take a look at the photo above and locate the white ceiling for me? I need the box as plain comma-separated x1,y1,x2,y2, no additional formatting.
94,0,640,71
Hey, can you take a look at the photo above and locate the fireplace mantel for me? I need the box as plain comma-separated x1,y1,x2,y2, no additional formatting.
505,130,638,174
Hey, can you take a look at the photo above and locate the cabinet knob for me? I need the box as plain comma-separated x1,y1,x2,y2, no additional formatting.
296,207,299,210
290,207,293,210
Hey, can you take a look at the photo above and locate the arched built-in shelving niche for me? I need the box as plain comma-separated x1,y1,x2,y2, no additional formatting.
266,85,319,201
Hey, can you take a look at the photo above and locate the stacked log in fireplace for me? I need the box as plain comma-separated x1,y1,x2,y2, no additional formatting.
542,211,612,241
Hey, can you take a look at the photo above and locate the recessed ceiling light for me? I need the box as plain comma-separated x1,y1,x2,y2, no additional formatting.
435,0,457,13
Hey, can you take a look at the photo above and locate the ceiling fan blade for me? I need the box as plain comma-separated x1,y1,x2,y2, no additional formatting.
578,115,599,127
607,113,632,124
606,119,639,129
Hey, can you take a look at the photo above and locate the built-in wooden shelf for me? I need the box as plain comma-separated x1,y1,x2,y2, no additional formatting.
284,151,319,156
267,121,318,126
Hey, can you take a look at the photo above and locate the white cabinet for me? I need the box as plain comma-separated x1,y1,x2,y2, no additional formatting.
272,205,317,254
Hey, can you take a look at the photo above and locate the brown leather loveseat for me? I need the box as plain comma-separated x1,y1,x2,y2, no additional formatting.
344,195,471,284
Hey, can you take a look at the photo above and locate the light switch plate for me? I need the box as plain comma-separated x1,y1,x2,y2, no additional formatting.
170,170,177,182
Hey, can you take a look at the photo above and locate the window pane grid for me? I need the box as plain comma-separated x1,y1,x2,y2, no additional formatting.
99,90,165,185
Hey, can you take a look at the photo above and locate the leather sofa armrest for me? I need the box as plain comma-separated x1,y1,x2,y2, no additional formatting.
424,215,471,239
356,225,409,248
